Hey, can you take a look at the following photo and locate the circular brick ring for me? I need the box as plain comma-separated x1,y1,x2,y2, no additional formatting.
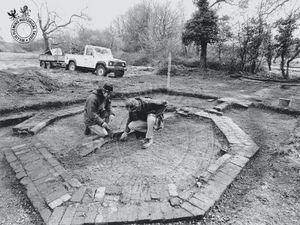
5,109,259,224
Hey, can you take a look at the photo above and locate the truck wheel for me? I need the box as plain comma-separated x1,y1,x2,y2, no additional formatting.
40,61,45,68
68,62,76,71
95,65,107,76
45,62,51,69
114,71,124,77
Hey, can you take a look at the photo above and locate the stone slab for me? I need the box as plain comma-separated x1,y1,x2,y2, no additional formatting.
79,139,108,157
105,185,122,195
106,206,119,223
48,206,66,225
172,207,193,219
211,170,235,187
230,154,249,167
11,144,27,151
219,162,242,178
160,201,174,220
4,150,17,163
126,204,139,222
71,211,86,225
95,187,106,202
180,201,204,216
137,202,150,222
207,153,231,174
83,205,98,224
149,202,163,222
188,196,212,212
71,186,87,203
60,204,77,225
169,197,182,206
67,178,82,188
40,207,52,223
168,183,178,197
48,193,71,209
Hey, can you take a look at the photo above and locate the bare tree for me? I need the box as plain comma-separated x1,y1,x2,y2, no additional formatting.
143,1,183,56
31,1,88,51
114,0,183,57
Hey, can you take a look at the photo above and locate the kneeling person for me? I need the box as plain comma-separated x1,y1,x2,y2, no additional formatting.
84,84,114,137
120,97,168,149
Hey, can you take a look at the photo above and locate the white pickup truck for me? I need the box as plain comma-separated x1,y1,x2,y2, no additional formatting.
65,45,127,77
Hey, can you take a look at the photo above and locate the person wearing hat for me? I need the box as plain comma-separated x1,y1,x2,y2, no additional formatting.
84,83,114,136
120,97,168,149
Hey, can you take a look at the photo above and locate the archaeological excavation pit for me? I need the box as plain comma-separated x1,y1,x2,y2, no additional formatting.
4,93,259,224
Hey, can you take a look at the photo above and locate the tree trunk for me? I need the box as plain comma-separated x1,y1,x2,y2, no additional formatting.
200,42,207,69
43,33,50,52
217,43,222,64
182,45,187,56
196,45,200,57
267,59,272,71
280,54,287,79
285,61,290,79
250,60,256,73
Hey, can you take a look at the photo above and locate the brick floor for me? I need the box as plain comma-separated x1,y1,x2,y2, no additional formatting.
4,98,260,224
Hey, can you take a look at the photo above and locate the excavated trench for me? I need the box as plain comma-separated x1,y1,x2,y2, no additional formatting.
0,92,298,225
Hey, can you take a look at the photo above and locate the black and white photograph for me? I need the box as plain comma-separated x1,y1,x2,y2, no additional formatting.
0,0,299,224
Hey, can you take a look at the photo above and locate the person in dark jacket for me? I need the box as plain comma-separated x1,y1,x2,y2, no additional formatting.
84,84,114,136
120,97,167,149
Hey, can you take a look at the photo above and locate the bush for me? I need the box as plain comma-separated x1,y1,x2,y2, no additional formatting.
172,57,199,67
117,50,152,66
156,60,194,76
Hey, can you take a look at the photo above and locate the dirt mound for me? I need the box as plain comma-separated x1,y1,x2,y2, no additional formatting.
243,71,300,82
0,70,63,96
156,64,197,76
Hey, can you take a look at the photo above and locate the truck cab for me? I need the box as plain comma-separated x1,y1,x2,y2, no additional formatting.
65,45,127,77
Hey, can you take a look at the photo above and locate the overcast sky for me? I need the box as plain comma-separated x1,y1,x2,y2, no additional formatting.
1,0,299,42
1,0,195,42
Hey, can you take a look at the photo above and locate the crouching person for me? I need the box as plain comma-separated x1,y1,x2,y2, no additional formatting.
120,97,168,149
84,84,114,137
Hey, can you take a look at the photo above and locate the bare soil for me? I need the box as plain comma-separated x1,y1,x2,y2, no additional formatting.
28,99,226,192
0,53,299,225
200,108,299,225
47,115,223,191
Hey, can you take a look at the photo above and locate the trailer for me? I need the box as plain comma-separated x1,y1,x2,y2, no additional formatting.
39,48,65,69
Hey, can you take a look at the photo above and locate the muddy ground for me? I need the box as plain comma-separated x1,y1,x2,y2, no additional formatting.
0,52,299,224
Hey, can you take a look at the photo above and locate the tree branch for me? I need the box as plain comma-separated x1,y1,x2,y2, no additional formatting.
46,12,87,35
287,40,300,63
43,3,50,31
210,0,235,8
261,0,290,18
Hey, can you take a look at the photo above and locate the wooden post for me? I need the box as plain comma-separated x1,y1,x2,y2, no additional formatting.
167,52,171,89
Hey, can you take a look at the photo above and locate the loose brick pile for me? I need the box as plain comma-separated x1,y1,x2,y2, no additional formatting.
213,97,252,112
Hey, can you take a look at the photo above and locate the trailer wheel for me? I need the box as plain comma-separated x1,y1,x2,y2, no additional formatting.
114,71,124,78
40,61,45,68
45,62,51,69
68,61,76,71
95,65,107,76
